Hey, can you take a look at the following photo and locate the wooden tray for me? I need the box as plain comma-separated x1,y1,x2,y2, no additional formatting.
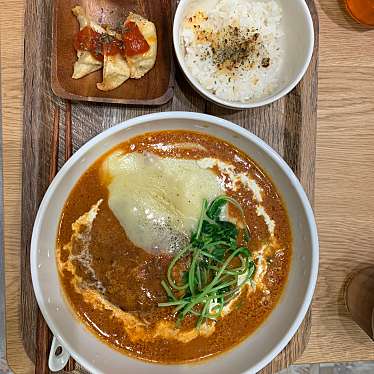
52,0,174,105
21,0,319,372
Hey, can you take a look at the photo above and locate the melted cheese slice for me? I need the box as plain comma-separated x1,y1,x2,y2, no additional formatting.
101,151,223,254
125,13,157,79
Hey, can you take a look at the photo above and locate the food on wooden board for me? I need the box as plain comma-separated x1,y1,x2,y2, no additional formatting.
72,6,157,91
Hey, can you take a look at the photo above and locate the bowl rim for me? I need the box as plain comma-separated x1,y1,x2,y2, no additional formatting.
173,0,315,109
31,111,319,374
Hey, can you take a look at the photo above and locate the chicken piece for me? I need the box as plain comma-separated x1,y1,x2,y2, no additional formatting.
71,6,105,79
72,5,106,33
72,51,102,79
96,52,130,91
125,13,157,79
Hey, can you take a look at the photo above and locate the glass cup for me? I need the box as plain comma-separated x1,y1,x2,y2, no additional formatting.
345,0,374,27
344,266,374,340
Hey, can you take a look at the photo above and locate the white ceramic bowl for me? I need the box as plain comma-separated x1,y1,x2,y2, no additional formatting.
31,112,319,374
173,0,315,109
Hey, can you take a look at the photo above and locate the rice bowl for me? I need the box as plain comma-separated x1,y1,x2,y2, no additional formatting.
174,0,315,109
181,0,284,103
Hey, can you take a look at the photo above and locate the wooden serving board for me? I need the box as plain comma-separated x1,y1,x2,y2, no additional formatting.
52,0,174,105
21,0,319,372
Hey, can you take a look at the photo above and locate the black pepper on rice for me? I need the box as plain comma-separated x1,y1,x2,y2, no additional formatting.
196,25,271,74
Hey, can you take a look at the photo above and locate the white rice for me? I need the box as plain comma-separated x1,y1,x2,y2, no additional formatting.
181,0,284,103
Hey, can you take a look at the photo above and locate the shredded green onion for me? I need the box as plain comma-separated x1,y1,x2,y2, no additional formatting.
158,195,255,328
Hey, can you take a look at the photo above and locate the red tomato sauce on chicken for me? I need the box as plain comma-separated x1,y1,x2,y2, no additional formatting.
74,22,149,61
73,26,104,61
123,21,150,56
102,38,123,57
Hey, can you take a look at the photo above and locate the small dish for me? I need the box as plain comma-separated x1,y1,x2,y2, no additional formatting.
52,0,174,105
173,0,315,109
